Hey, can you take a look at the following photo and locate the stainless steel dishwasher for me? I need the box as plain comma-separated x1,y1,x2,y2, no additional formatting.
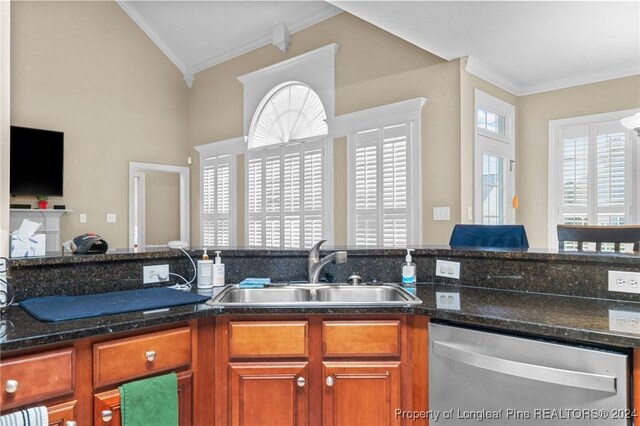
429,323,630,425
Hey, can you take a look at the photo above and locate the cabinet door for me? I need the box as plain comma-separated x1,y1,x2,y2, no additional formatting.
229,362,308,426
47,400,77,426
322,361,401,426
93,371,193,425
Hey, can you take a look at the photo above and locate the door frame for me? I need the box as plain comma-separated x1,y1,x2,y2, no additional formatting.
128,162,190,249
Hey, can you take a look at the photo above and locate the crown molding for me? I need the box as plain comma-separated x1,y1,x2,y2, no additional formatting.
191,7,342,74
464,56,522,96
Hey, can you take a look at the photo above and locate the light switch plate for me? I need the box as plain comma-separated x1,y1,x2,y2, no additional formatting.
608,309,640,334
106,213,116,223
80,213,87,223
433,207,450,221
436,292,461,310
144,264,169,284
436,259,461,279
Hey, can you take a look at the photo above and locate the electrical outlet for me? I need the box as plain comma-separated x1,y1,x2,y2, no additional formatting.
436,292,461,310
80,213,87,223
143,264,169,284
608,270,640,294
107,213,116,223
436,259,461,279
608,309,640,334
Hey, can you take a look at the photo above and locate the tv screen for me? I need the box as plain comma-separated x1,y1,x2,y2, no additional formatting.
10,126,64,196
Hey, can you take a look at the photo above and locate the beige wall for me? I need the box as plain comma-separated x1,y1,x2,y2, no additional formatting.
10,1,190,248
189,12,464,246
518,75,640,248
144,170,180,246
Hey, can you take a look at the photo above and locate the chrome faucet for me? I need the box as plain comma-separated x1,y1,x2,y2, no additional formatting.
308,240,347,283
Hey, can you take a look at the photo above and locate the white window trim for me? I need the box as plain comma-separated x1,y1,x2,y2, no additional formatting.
340,98,426,247
244,137,333,247
474,89,516,225
195,137,244,246
547,108,640,248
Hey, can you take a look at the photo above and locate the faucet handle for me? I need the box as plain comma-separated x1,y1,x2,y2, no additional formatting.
309,239,327,258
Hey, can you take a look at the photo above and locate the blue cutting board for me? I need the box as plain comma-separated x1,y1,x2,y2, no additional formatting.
20,287,210,322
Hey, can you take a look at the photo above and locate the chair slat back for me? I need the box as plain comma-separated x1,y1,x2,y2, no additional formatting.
557,225,640,252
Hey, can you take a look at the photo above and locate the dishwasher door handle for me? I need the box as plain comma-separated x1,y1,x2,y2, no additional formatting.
432,340,617,393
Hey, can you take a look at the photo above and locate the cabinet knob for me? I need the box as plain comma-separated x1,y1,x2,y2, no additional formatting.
296,376,306,387
65,421,77,426
4,379,18,393
326,376,334,387
145,350,156,362
101,410,113,422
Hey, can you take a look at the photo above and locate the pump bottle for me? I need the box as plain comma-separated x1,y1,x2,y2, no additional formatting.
402,249,416,294
197,249,214,289
213,251,225,287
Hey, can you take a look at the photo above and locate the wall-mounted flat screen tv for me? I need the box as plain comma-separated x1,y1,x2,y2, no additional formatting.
10,126,64,196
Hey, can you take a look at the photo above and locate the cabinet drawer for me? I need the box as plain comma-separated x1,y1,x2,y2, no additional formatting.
0,348,74,410
322,320,400,357
229,321,308,358
93,326,192,388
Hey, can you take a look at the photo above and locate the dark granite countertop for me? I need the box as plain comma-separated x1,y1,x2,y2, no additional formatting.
2,284,639,353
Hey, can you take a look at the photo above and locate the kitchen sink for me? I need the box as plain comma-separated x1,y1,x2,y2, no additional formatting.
207,283,421,307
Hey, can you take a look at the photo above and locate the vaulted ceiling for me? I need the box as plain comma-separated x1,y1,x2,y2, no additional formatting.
118,1,640,95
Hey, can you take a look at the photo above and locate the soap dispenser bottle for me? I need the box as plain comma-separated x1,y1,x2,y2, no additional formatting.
213,250,225,287
402,249,416,294
197,249,214,289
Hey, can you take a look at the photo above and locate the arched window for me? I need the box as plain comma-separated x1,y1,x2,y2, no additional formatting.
246,82,328,248
248,82,328,149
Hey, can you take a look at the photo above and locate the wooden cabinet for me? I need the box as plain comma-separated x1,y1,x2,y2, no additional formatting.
322,361,401,426
0,347,75,410
93,370,193,426
47,400,78,426
228,362,308,426
217,315,410,426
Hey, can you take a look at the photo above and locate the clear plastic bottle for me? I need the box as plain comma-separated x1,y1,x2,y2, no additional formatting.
402,249,416,294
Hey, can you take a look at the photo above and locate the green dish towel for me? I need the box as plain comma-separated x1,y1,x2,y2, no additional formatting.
119,372,178,426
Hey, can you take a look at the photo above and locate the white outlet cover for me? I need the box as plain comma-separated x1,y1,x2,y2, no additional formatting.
435,259,461,279
608,270,640,294
144,264,170,284
608,309,640,334
107,213,117,223
436,292,461,310
80,213,87,223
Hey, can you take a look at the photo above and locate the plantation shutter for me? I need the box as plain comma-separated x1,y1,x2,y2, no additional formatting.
247,139,324,248
558,121,630,227
353,123,410,247
202,155,233,247
559,125,589,225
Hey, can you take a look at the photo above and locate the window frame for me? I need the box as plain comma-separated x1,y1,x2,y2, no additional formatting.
337,98,426,247
195,137,244,248
473,89,516,225
547,108,640,248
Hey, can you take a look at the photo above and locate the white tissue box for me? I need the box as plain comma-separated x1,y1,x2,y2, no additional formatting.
10,234,46,257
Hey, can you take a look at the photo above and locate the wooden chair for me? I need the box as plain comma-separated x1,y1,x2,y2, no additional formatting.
557,225,640,252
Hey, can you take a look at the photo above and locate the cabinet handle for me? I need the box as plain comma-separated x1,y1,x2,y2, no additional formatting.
65,421,77,426
145,350,156,362
296,377,306,387
101,410,113,422
4,379,18,393
326,375,334,387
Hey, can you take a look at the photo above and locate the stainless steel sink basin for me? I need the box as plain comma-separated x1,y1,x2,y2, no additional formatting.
207,283,421,307
214,287,311,303
315,286,414,303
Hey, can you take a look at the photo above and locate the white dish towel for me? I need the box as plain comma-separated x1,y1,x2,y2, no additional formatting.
0,406,48,426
